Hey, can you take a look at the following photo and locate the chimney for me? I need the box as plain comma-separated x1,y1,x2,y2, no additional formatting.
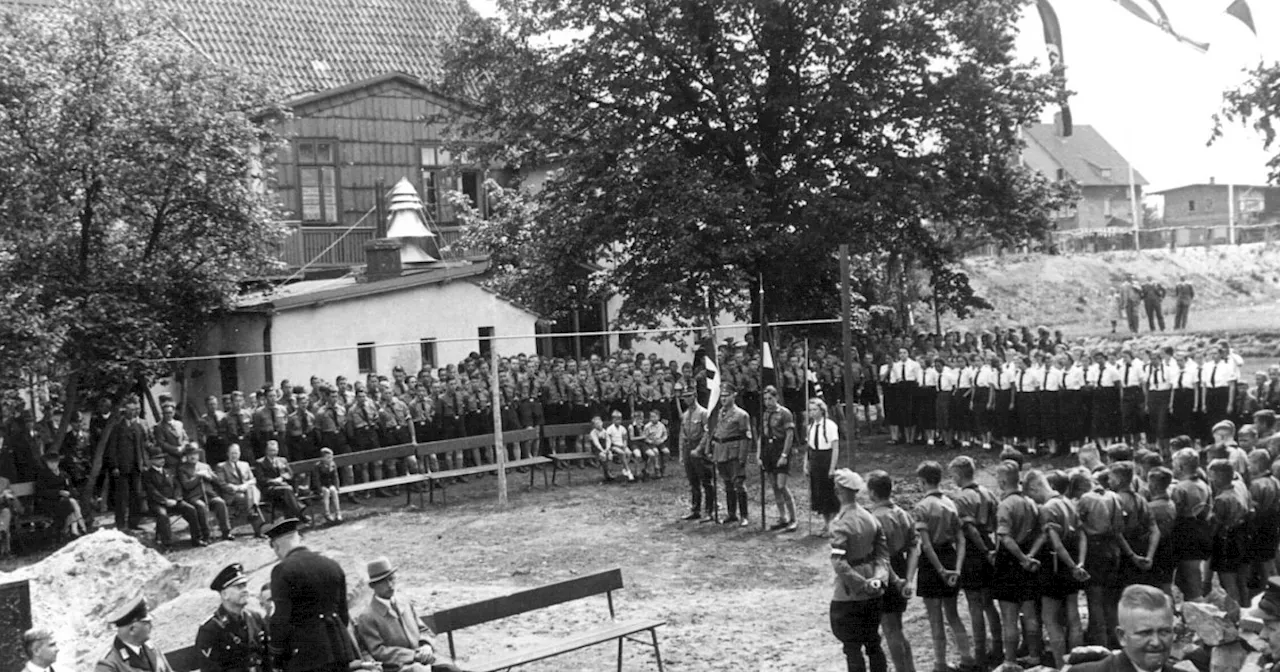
1209,176,1216,185
1053,111,1065,137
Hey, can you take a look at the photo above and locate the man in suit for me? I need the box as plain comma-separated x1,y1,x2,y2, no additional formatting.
176,444,233,543
354,557,466,672
95,596,175,672
196,563,269,672
264,518,359,672
142,448,204,550
1173,276,1195,330
1140,279,1166,332
216,443,265,538
254,440,307,523
108,400,150,531
22,627,59,672
153,402,189,469
1068,585,1175,672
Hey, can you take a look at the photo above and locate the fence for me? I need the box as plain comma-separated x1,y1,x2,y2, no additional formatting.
965,222,1280,257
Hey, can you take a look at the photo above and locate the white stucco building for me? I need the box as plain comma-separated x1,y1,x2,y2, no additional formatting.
167,260,540,407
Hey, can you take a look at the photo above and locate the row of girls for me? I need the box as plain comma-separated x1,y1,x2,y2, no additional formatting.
878,339,1243,454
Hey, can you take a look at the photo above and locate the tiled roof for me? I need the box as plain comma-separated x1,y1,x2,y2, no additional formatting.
1024,124,1148,188
1,0,474,99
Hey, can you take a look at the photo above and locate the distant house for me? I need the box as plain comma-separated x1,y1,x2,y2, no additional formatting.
1022,118,1147,231
1149,181,1280,245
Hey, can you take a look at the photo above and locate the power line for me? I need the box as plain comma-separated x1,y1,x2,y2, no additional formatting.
142,317,843,364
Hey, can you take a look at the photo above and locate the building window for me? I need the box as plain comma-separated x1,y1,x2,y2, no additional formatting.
218,352,238,396
357,342,376,374
1103,199,1112,217
1055,168,1066,181
1188,200,1196,212
1205,198,1214,211
298,140,339,224
420,338,437,369
478,327,494,359
1100,168,1112,179
421,145,486,225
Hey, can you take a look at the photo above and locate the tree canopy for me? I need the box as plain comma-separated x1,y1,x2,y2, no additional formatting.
441,0,1071,331
1220,63,1280,184
0,0,286,411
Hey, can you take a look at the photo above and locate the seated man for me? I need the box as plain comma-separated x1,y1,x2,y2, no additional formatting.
216,443,266,537
176,443,235,542
141,447,204,550
355,557,466,672
253,440,308,523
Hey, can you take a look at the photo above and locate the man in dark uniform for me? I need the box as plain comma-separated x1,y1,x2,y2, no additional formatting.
264,518,359,672
711,382,753,527
196,563,268,672
96,596,174,672
1140,279,1166,332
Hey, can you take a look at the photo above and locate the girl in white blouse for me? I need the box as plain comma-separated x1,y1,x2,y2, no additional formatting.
803,398,842,536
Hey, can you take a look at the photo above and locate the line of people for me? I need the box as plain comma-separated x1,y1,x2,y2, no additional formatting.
825,420,1280,672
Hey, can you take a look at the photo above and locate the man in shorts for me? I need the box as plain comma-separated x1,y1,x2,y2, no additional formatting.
867,470,917,672
759,385,797,531
913,461,976,672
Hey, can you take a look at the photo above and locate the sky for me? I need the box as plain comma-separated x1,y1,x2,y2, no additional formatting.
464,0,1278,192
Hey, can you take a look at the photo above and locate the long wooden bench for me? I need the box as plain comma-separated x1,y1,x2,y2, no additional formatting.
417,430,549,504
423,568,665,672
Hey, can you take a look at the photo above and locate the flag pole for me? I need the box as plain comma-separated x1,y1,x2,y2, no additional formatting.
840,244,857,464
1229,183,1236,245
703,291,719,523
1129,163,1141,251
758,273,766,531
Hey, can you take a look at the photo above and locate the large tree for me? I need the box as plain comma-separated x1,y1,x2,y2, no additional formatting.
0,0,285,430
441,0,1070,331
1220,63,1280,183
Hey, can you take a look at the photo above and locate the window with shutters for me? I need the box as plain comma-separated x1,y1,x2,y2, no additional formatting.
420,145,486,225
297,140,340,224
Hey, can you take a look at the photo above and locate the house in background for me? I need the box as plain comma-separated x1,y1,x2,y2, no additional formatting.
1149,180,1280,245
1022,116,1148,230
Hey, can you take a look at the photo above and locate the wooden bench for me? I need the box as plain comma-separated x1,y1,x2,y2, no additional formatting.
289,442,429,509
542,423,597,486
417,430,549,504
9,481,54,552
424,568,665,672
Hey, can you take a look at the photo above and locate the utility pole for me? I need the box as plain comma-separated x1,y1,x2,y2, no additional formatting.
839,244,858,464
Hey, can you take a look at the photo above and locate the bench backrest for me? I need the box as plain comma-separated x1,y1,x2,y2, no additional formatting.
285,426,546,471
425,568,623,635
9,482,33,498
166,645,200,672
541,423,593,439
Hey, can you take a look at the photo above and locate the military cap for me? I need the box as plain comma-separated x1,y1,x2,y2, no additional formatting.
262,517,300,541
210,563,249,592
107,596,150,627
1212,420,1236,436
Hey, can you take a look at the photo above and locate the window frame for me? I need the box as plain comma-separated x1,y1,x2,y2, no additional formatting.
478,326,494,360
296,138,341,224
420,144,488,225
357,342,376,375
420,338,437,370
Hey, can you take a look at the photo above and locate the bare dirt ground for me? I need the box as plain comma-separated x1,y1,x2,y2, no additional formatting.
12,437,1083,672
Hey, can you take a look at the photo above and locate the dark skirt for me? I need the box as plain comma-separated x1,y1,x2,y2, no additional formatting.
882,552,910,614
1037,542,1083,599
918,544,960,598
1170,389,1196,438
888,382,916,427
1039,390,1061,441
1120,387,1145,435
935,390,952,431
1172,516,1214,561
1090,388,1120,438
916,387,937,430
951,388,972,433
972,388,992,434
1060,390,1087,442
991,389,1013,437
809,449,840,514
859,380,880,406
1016,391,1041,437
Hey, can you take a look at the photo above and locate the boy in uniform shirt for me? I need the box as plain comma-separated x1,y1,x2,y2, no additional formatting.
1247,450,1280,591
912,461,976,672
1139,467,1177,594
1170,448,1214,600
759,386,798,531
866,470,918,672
991,460,1042,669
1209,459,1253,606
948,456,1003,669
1108,462,1160,591
828,469,890,672
1077,470,1123,648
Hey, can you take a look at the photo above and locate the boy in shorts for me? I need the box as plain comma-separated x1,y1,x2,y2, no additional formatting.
913,461,976,672
867,470,918,672
603,412,635,482
992,460,1042,668
948,456,1003,669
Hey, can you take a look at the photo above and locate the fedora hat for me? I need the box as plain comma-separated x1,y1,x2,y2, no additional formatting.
367,556,397,585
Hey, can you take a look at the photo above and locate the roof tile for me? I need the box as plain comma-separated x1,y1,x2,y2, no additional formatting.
1024,123,1147,188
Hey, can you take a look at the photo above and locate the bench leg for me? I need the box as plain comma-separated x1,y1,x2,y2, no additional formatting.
617,636,624,672
650,628,664,672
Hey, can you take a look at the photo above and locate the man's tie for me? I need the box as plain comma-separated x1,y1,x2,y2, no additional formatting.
1125,363,1131,387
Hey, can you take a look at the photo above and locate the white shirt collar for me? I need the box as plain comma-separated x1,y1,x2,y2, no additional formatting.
374,594,396,611
25,661,50,672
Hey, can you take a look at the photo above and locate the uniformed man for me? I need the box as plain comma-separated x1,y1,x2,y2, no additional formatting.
912,461,975,672
828,469,890,672
196,563,268,672
759,386,797,531
678,389,710,521
865,470,918,672
263,518,359,672
199,396,229,468
948,456,1003,669
710,381,752,528
220,393,254,462
95,596,174,672
251,388,288,462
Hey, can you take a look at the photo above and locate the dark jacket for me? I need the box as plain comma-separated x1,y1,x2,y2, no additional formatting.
268,546,358,672
195,605,269,672
142,465,180,508
34,465,73,517
109,419,150,474
1069,652,1176,672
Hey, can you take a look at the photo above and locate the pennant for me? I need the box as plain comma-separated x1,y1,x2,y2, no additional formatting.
1110,0,1209,51
759,276,777,411
1035,0,1073,137
1225,0,1257,35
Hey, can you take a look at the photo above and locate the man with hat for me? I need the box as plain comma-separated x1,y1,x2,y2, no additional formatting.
710,381,753,527
95,596,174,672
263,518,358,672
196,563,268,672
141,447,204,549
355,557,465,672
828,468,890,672
177,443,233,544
